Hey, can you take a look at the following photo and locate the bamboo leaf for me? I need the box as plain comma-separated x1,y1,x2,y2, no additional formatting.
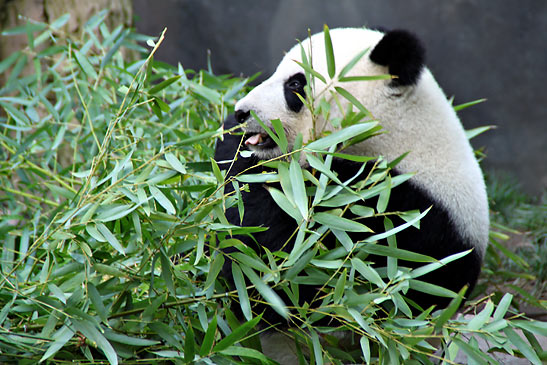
314,211,372,233
204,253,224,290
220,346,276,363
40,325,75,362
266,186,303,222
199,314,218,356
493,293,513,321
184,323,196,363
96,223,125,255
339,47,369,78
351,257,385,287
334,86,370,115
290,158,309,221
71,319,118,365
240,265,287,319
213,314,261,352
150,322,183,351
73,49,98,80
323,24,336,79
149,75,182,94
232,263,252,321
103,329,160,346
305,122,377,151
165,152,187,174
149,186,176,215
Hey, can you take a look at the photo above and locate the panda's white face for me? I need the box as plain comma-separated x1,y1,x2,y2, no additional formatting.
234,27,396,160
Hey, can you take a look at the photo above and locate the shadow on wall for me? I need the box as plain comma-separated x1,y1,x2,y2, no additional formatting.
134,0,547,195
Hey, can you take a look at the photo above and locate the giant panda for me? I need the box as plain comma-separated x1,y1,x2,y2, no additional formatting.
215,27,489,326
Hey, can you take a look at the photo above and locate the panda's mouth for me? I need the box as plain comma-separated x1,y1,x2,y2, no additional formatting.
244,132,276,149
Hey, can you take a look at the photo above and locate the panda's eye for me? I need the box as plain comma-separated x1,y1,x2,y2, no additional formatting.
287,80,302,90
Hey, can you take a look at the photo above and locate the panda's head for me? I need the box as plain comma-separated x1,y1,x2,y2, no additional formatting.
234,27,425,160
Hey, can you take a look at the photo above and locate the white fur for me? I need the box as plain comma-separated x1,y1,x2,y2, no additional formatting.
235,27,489,255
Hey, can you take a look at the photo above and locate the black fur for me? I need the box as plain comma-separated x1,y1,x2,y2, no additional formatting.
370,30,425,86
215,115,481,323
283,73,307,113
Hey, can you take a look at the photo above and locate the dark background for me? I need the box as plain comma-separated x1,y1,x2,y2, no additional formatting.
134,0,546,195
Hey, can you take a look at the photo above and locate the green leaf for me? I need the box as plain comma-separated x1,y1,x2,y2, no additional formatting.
408,279,458,298
266,186,303,222
314,211,372,233
0,52,21,74
410,249,472,278
96,204,136,222
323,24,336,79
333,268,347,304
240,265,288,319
493,293,513,321
232,263,252,321
339,47,369,78
149,186,175,215
351,257,384,287
204,254,224,291
71,319,118,365
467,300,494,330
271,118,288,153
199,314,218,356
210,157,224,184
165,152,187,174
452,337,489,365
231,252,271,274
293,60,327,84
504,327,542,365
149,75,182,94
150,322,183,351
213,314,261,352
360,336,371,364
339,74,392,82
434,286,467,332
73,49,98,80
364,207,430,243
453,98,487,112
349,205,374,218
465,125,494,140
305,122,377,151
86,224,106,242
334,86,370,115
103,329,160,346
87,284,108,324
237,172,279,183
311,330,324,365
40,325,74,362
290,158,309,221
219,345,275,364
184,323,196,363
159,249,176,296
96,223,125,255
376,175,391,213
50,13,70,29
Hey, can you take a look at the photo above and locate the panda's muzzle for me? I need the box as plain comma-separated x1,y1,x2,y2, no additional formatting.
235,110,277,149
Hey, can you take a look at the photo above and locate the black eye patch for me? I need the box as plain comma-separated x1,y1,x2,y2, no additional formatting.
284,73,307,113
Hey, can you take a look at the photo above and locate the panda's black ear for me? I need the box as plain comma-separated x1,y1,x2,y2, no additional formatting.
369,30,425,86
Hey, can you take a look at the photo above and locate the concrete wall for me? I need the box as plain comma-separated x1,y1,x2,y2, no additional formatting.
134,0,547,195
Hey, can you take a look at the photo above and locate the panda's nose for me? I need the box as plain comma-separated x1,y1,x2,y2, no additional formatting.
234,109,250,124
